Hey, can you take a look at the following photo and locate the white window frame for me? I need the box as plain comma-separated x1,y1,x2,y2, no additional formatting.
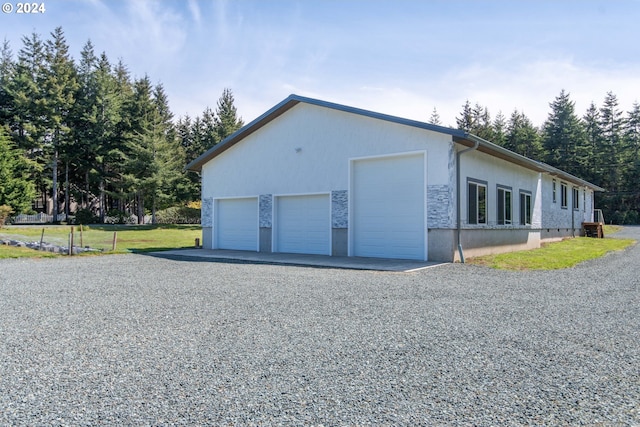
520,191,532,226
468,179,487,225
497,185,512,225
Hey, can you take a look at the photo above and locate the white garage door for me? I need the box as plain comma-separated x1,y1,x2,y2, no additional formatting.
275,194,330,255
216,197,258,251
351,153,426,260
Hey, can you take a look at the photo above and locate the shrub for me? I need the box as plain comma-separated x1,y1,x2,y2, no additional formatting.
155,206,201,224
74,208,100,225
0,204,13,228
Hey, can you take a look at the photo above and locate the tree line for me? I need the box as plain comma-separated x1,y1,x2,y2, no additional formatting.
1,27,638,224
432,90,640,224
0,27,243,223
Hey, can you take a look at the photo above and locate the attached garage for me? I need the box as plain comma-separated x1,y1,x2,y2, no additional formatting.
215,197,258,251
350,152,427,260
274,194,331,255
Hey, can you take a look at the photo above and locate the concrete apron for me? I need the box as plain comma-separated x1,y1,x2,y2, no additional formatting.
153,249,447,272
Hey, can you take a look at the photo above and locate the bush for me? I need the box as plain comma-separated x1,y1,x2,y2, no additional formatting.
155,206,201,224
74,208,100,225
0,204,13,228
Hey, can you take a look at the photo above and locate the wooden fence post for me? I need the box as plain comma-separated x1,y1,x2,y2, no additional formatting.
112,231,117,251
39,228,44,251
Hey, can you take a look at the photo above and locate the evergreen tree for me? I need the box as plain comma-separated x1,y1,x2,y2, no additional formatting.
7,32,48,210
42,27,78,220
428,107,441,125
582,102,602,185
505,110,543,159
214,88,244,142
541,90,586,176
456,100,474,132
472,103,494,141
0,126,36,212
492,112,507,147
623,102,640,221
598,92,625,194
0,39,15,126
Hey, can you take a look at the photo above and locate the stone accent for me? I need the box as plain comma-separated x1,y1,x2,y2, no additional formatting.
202,197,213,227
427,185,451,228
259,194,273,228
331,190,348,229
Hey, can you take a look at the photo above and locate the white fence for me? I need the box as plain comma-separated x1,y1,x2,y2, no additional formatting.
11,213,71,224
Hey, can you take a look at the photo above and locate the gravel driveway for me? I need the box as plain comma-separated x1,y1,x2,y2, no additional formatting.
1,228,639,426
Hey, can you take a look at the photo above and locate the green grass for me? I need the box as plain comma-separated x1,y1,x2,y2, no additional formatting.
469,236,635,270
0,244,61,259
0,224,202,256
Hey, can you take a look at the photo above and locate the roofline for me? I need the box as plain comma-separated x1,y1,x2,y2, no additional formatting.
186,94,604,192
456,134,605,191
185,94,467,172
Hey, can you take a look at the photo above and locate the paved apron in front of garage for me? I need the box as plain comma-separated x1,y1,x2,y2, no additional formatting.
154,248,446,272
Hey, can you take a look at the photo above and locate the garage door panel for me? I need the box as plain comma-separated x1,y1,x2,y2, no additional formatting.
276,194,330,255
352,153,426,260
216,198,258,251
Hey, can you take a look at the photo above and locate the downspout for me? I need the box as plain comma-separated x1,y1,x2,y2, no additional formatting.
456,137,480,263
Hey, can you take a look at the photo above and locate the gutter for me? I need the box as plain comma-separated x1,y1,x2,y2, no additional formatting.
456,136,480,263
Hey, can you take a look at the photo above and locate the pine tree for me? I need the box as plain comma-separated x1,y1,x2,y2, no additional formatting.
623,102,640,221
492,112,507,147
214,88,244,142
0,39,15,126
598,92,624,194
456,100,474,132
7,32,48,210
428,107,441,125
505,110,543,159
541,90,586,176
42,27,78,220
582,102,602,185
0,126,36,212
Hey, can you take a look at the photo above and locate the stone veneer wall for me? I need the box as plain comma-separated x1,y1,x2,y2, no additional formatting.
201,198,213,227
259,194,273,252
331,190,348,256
426,185,451,229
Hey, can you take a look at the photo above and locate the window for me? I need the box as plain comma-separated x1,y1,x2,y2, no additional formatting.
552,180,557,203
468,180,487,225
520,191,532,225
573,187,579,210
497,186,512,225
560,183,568,209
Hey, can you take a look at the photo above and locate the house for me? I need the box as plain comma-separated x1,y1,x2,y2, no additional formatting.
186,95,603,262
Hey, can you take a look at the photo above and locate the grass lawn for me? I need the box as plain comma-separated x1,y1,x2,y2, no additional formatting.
0,224,202,256
469,235,635,270
0,245,61,259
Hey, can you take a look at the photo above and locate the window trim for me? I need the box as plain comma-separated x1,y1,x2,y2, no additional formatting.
497,185,512,225
552,179,557,203
572,187,579,211
560,182,568,209
519,190,532,226
467,178,488,225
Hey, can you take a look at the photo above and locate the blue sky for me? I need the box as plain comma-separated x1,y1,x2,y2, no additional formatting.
2,0,639,127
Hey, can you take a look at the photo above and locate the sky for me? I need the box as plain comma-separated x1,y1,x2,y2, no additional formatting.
1,0,640,128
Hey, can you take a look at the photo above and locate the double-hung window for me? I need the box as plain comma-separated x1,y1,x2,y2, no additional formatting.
497,185,512,225
572,187,579,210
520,191,532,225
468,179,487,225
561,183,568,209
552,180,557,203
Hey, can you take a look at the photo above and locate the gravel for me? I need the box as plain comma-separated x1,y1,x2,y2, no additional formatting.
1,228,639,426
